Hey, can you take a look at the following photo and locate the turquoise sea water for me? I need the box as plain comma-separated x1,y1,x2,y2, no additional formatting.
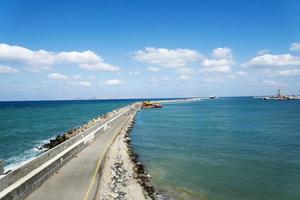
0,99,136,171
131,98,300,200
1,98,300,200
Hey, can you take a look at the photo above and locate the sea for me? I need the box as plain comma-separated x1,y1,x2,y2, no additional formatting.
1,97,300,200
131,97,300,200
0,99,136,171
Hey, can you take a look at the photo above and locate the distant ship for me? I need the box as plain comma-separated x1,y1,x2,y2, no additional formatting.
210,96,217,99
263,89,300,100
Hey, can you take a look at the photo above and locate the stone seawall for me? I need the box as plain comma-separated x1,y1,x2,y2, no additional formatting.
96,103,160,200
0,103,140,200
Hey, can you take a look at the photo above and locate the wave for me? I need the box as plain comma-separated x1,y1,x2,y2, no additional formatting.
4,137,54,172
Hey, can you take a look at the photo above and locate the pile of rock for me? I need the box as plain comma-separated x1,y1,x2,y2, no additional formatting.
124,120,156,199
103,156,129,200
97,105,158,200
40,107,125,151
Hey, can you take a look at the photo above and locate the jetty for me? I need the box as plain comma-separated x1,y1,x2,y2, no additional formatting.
0,102,142,200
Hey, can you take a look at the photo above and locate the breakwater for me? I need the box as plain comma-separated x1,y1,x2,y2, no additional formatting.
0,103,141,200
97,110,156,200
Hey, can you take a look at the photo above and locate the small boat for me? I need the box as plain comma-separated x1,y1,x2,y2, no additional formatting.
210,96,217,99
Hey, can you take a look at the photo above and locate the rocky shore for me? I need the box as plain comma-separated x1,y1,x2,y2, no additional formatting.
38,103,163,199
40,108,124,150
97,110,157,200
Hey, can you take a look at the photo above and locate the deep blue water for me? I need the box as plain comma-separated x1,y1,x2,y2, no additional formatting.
131,98,300,200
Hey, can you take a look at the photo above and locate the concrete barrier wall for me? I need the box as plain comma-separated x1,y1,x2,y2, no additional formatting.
1,142,86,200
0,104,137,200
0,161,4,176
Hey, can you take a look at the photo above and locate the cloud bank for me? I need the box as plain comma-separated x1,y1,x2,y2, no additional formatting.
0,65,19,74
103,79,124,86
48,73,68,80
201,47,234,73
134,47,202,68
290,42,300,52
48,72,93,87
0,43,119,72
242,54,300,68
147,67,160,72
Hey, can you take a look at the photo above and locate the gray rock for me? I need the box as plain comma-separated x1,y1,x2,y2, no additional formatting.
109,192,119,199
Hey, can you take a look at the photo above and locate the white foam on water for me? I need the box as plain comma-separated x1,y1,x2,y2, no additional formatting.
5,157,35,172
5,153,37,172
154,193,171,200
4,137,54,173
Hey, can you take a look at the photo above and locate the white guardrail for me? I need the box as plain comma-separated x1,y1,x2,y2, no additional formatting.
0,104,134,200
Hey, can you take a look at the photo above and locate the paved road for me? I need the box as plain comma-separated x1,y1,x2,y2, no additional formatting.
26,107,135,200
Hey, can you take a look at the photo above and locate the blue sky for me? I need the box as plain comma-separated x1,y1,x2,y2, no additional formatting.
0,0,300,100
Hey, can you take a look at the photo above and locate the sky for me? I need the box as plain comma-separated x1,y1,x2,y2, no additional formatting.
0,0,300,100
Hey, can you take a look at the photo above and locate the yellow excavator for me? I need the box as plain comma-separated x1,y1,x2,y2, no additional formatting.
142,101,162,108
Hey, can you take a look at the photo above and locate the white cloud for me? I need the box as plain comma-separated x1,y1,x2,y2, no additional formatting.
290,42,300,52
211,47,233,59
178,74,191,81
73,75,82,80
161,77,170,81
201,76,227,83
149,77,160,83
147,66,160,72
78,81,92,87
79,63,119,72
48,73,68,81
48,73,95,87
201,47,234,73
202,59,233,73
148,77,172,84
242,54,300,68
0,43,119,72
0,65,19,74
129,71,140,75
177,67,195,76
202,78,213,83
0,43,54,67
236,70,248,76
103,79,124,86
272,69,300,77
176,67,195,80
227,74,236,79
55,51,101,64
134,47,202,68
67,81,92,87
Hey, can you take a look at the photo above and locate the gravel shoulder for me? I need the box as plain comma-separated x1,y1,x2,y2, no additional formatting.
97,115,153,200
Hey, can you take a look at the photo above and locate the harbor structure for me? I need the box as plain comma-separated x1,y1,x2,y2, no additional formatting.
263,89,300,100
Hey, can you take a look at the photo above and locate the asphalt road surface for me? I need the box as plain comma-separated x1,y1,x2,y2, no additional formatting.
26,107,135,200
